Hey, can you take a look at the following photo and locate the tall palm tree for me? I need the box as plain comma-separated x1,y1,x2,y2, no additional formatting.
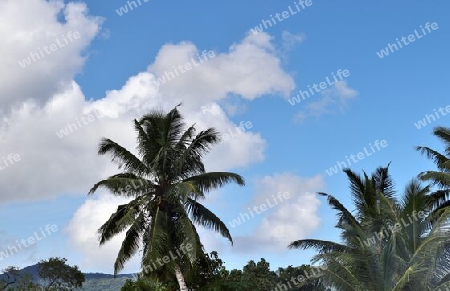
288,166,450,290
88,105,245,290
416,126,450,189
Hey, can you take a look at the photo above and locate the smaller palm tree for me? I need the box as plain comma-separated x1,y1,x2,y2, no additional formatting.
288,166,450,291
89,105,245,290
416,126,450,188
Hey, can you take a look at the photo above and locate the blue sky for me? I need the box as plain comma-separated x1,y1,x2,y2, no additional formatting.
0,0,449,275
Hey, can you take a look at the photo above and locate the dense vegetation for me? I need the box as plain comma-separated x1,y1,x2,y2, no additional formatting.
0,255,330,290
0,257,84,290
2,109,449,290
288,127,450,290
120,253,330,291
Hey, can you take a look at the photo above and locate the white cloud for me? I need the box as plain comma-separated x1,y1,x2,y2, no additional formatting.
65,192,140,273
0,30,294,205
294,81,358,123
205,173,326,254
0,2,297,271
248,173,324,250
0,0,102,111
335,80,359,101
281,31,306,51
148,32,295,106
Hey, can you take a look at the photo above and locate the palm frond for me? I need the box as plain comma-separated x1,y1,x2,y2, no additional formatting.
288,239,350,253
418,171,450,188
88,173,154,196
98,199,140,245
98,138,149,175
185,198,233,244
184,172,245,193
113,212,147,275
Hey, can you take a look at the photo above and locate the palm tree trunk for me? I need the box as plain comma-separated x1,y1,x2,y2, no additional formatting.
174,264,188,291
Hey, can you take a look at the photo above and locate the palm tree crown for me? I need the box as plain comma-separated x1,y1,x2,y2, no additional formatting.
288,166,450,291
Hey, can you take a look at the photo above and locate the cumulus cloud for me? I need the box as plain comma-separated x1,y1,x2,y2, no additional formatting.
0,0,102,111
246,173,324,250
205,173,326,254
65,192,140,273
0,1,297,270
0,29,295,205
148,31,295,106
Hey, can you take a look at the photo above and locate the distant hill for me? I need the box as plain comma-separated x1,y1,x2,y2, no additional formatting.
0,264,136,291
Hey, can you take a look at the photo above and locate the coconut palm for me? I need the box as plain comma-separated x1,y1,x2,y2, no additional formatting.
288,166,450,290
88,105,245,290
416,126,450,189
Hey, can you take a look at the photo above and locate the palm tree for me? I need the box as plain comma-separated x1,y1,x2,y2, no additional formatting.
288,166,450,290
88,105,245,290
416,126,450,189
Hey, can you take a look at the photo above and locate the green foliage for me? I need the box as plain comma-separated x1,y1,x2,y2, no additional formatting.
79,278,130,291
38,257,85,290
0,266,40,291
241,259,278,290
275,265,330,290
0,267,19,290
289,166,450,290
89,105,245,289
178,253,330,291
416,126,450,189
120,277,169,291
